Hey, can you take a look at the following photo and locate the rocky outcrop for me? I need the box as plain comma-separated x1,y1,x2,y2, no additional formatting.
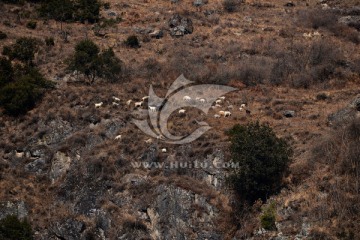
327,94,360,127
169,14,194,37
0,201,28,220
147,184,222,240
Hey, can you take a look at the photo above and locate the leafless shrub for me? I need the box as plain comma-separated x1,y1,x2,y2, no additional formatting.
330,24,360,44
238,57,272,86
297,9,338,29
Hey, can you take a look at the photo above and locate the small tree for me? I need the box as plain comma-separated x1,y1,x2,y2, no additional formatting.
69,39,100,83
226,122,292,203
98,48,123,82
75,0,101,23
0,215,33,240
69,40,123,83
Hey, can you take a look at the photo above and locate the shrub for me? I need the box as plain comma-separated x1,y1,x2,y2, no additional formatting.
97,48,123,82
75,0,101,23
238,57,270,86
69,39,100,82
0,31,7,40
45,37,55,46
124,35,140,48
103,2,110,9
260,201,277,230
0,65,53,116
26,21,37,29
39,0,75,22
226,122,292,203
0,215,33,240
223,0,238,12
2,37,39,65
39,0,101,23
0,57,14,87
68,39,123,83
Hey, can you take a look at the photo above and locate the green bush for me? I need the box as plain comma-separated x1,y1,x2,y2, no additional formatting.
76,0,101,23
0,57,14,87
260,201,277,230
98,48,123,82
226,122,292,203
0,63,53,116
0,215,33,240
223,0,238,12
68,39,123,83
26,21,37,29
39,0,101,23
2,37,38,65
0,31,7,40
124,35,140,48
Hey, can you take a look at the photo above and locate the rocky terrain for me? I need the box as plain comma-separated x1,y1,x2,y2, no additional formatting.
0,0,359,239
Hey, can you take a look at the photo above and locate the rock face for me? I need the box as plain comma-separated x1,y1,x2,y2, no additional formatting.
169,14,194,37
0,201,28,220
283,110,295,118
339,16,360,31
328,94,360,127
51,218,86,240
50,151,72,183
147,184,222,240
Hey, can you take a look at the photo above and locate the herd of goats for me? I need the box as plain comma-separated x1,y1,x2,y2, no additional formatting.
92,94,249,152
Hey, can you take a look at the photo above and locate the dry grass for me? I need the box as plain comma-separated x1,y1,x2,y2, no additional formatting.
0,0,359,239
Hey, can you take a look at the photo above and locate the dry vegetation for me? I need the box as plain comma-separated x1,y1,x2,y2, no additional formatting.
0,0,359,239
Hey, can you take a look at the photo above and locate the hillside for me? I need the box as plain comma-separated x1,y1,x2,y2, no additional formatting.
0,0,359,239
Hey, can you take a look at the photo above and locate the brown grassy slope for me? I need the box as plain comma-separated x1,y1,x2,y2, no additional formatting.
0,0,359,238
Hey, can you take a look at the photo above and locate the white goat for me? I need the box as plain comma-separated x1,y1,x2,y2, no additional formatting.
215,99,222,104
112,102,119,106
200,98,206,103
219,110,225,116
95,102,103,108
135,101,144,108
115,135,122,140
142,96,149,101
224,111,231,117
215,104,222,108
240,103,246,108
214,114,221,118
219,96,226,100
303,32,312,38
149,106,157,112
239,107,244,112
179,109,186,114
183,96,191,101
126,99,132,105
161,148,167,153
145,138,153,144
312,31,321,37
112,96,120,102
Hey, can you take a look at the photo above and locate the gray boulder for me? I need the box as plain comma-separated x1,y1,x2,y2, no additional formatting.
283,110,295,118
169,14,193,37
327,94,360,127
